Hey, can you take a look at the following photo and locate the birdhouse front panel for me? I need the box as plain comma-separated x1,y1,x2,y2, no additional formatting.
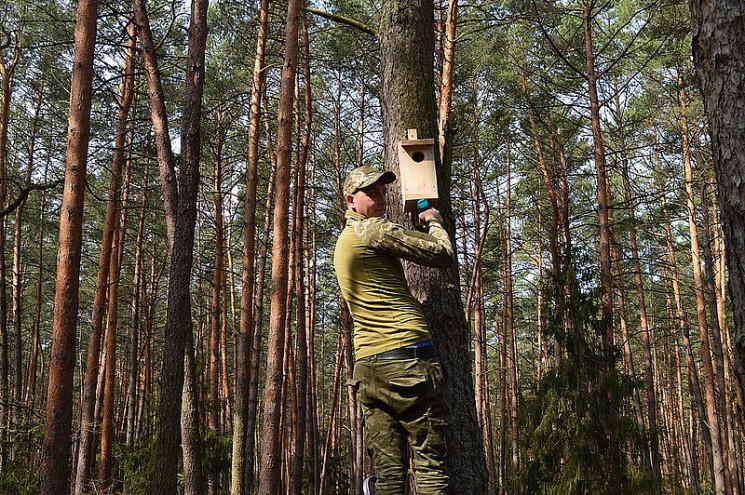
398,130,439,212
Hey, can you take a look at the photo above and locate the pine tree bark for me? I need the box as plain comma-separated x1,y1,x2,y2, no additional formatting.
151,0,209,488
133,0,178,245
231,0,269,490
680,90,729,494
436,0,457,162
379,0,488,491
257,0,301,490
582,0,615,376
290,14,312,495
245,142,276,493
209,116,225,439
75,24,135,492
0,29,19,469
40,0,98,489
690,0,745,429
98,223,125,492
182,330,206,495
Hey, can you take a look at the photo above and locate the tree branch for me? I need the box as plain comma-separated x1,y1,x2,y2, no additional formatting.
304,7,377,36
0,178,64,217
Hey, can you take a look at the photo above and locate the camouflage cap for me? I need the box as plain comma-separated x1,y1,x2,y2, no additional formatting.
343,166,396,197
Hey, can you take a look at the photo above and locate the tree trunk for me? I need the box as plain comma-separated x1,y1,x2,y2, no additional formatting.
231,0,269,490
182,330,206,495
126,157,148,448
152,0,209,489
98,222,125,492
290,14,312,495
582,0,615,377
690,0,745,436
503,152,520,475
661,185,714,489
613,87,661,479
246,136,277,493
11,82,42,425
74,23,135,492
39,0,98,489
257,0,301,491
379,0,488,491
330,76,363,495
24,156,49,408
0,30,19,471
680,88,729,494
209,112,225,442
133,0,178,245
436,0,457,161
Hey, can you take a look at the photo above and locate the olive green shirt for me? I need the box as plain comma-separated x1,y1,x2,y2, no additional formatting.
334,210,455,359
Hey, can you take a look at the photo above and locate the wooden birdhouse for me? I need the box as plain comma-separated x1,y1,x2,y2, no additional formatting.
398,129,438,213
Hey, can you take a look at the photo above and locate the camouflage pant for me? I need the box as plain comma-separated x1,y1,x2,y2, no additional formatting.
353,357,451,495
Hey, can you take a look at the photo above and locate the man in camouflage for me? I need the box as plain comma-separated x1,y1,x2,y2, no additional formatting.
334,166,454,495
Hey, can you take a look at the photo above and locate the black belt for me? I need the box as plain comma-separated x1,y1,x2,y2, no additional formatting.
358,344,437,362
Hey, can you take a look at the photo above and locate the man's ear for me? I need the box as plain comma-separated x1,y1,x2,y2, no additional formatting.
346,193,356,211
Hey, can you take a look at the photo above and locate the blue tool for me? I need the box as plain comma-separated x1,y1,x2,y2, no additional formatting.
416,198,431,214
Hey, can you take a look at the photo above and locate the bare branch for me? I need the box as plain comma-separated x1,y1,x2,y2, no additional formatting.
304,7,377,36
0,178,64,217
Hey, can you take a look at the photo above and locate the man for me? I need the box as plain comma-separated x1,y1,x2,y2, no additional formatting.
334,165,454,495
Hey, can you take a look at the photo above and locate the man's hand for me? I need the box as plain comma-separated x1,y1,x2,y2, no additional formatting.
419,208,444,225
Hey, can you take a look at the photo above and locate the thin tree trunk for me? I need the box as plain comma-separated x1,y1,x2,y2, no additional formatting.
24,156,49,408
504,149,519,475
0,27,20,471
582,0,615,377
246,137,277,494
612,241,652,473
305,168,320,494
661,183,713,489
680,88,729,494
209,112,225,438
11,83,42,424
133,0,178,245
151,0,209,488
74,23,135,493
232,0,269,490
40,0,98,489
319,333,344,495
699,172,737,493
257,0,301,490
436,0,457,162
330,75,363,494
126,158,148,448
613,87,661,479
290,13,312,495
98,221,125,492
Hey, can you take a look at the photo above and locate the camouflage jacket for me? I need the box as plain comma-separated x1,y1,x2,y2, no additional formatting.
346,210,454,267
333,210,454,359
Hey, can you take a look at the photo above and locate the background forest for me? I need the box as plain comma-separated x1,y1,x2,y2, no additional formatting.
0,0,742,493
